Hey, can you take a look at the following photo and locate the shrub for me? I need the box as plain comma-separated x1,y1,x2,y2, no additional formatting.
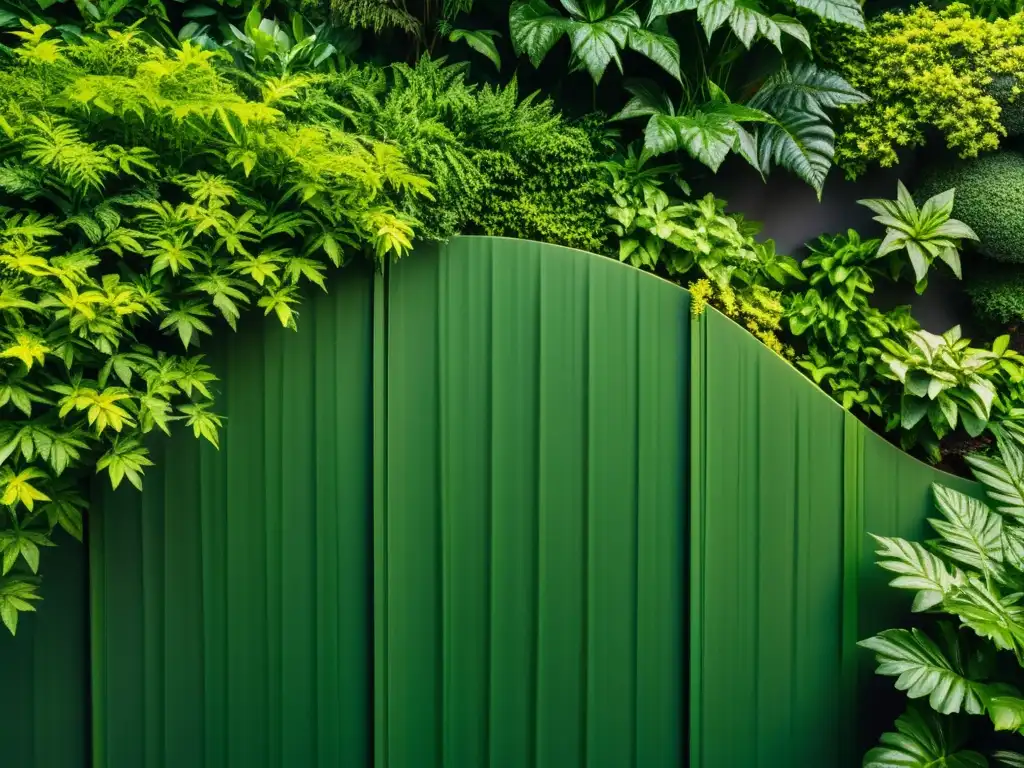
919,151,1024,264
0,25,428,633
822,4,1024,178
966,263,1024,324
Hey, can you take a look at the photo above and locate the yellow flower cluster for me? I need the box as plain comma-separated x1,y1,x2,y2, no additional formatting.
824,4,1024,178
688,280,791,357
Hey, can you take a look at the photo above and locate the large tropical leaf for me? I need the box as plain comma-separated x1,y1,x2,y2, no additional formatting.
566,8,640,81
694,0,809,50
449,28,502,70
747,61,867,119
755,109,834,199
944,577,1024,654
788,0,864,29
859,628,987,715
647,0,696,22
930,484,1005,578
967,429,1024,519
509,0,571,67
626,19,681,80
644,102,771,170
871,534,962,611
864,706,987,768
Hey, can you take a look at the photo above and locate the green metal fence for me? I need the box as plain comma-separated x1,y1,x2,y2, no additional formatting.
2,236,980,767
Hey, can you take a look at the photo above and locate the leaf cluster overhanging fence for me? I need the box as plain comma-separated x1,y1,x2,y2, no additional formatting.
2,236,976,768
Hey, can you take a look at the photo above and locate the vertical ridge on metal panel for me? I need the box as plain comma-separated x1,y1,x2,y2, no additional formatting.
0,530,90,768
90,267,375,768
692,308,845,767
374,258,390,768
841,414,864,761
384,237,687,768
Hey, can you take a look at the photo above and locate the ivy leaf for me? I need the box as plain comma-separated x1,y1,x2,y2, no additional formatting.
864,706,987,768
449,28,502,70
859,628,988,715
509,0,572,67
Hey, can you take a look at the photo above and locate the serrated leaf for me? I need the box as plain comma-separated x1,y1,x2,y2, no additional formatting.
510,0,571,67
871,534,960,611
788,0,864,28
567,9,639,82
626,23,680,80
756,109,834,199
859,628,987,715
930,485,1004,577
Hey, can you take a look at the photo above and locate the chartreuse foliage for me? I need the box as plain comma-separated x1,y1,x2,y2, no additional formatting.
823,3,1024,179
862,425,1024,765
0,23,429,634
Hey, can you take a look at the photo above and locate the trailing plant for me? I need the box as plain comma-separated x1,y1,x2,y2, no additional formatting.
822,4,1024,178
919,152,1024,266
0,24,429,634
861,425,1024,765
858,182,978,293
692,278,791,355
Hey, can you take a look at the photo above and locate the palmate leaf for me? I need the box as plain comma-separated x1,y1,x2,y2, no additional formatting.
864,707,986,768
859,628,988,715
694,0,809,50
509,0,572,67
566,9,640,82
929,484,1005,578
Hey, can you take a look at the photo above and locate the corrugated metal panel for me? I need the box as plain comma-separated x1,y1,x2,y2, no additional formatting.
691,307,984,768
380,237,688,768
0,531,89,768
843,419,981,756
90,265,375,768
690,308,846,767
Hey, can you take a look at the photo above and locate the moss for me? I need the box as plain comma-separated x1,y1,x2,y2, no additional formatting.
965,262,1024,324
919,151,1024,264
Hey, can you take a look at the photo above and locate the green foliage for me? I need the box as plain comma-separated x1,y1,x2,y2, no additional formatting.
348,57,609,251
966,264,1024,327
615,60,867,198
879,327,1020,459
858,182,978,292
920,152,1024,265
822,4,1024,178
509,0,681,83
863,426,1024,763
0,24,428,632
787,229,915,421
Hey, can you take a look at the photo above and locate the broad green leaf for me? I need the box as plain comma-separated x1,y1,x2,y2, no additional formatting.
788,0,864,28
989,696,1024,732
930,484,1004,576
566,9,639,82
449,28,502,70
626,22,680,80
864,706,987,768
748,61,867,119
871,534,961,611
966,431,1024,518
859,628,987,715
756,109,834,199
647,0,697,22
945,577,1024,654
509,0,571,67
